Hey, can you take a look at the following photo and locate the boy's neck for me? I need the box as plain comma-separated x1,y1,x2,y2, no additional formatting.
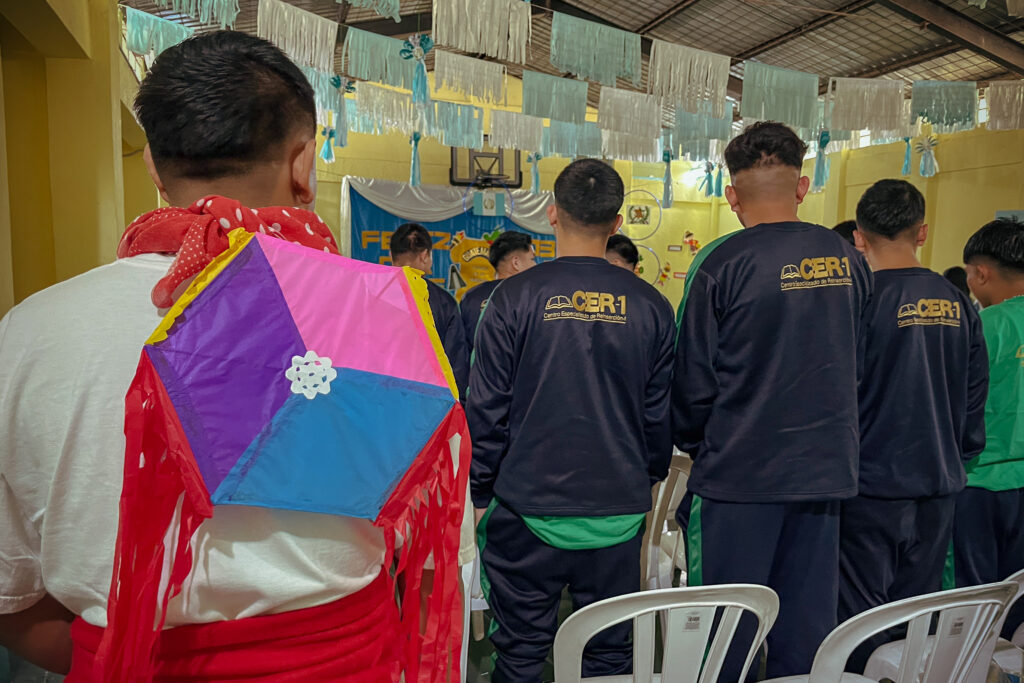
864,240,921,271
990,282,1024,306
556,232,610,259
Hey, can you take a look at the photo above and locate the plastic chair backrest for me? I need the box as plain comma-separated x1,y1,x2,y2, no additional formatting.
808,582,1018,683
968,568,1024,681
552,584,779,683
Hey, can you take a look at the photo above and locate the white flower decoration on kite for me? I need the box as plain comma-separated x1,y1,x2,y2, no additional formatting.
285,351,337,400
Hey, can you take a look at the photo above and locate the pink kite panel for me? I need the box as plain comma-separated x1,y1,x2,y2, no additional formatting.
258,235,448,388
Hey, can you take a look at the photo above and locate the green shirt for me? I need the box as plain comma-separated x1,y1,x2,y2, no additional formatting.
967,296,1024,490
521,513,646,550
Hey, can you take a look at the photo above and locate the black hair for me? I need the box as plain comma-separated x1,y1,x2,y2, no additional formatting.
723,121,807,176
488,231,533,268
855,180,926,239
943,266,971,298
832,220,857,246
391,223,433,259
553,159,625,229
963,218,1024,275
135,31,316,180
606,234,639,267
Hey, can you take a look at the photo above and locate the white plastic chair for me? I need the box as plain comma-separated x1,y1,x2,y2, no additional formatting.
763,581,1018,683
641,452,691,591
552,584,780,683
863,569,1024,683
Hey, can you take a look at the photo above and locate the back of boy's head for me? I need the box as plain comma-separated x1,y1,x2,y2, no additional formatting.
855,179,925,241
832,220,857,246
390,223,432,260
724,122,806,177
135,31,315,181
553,159,624,231
606,234,639,267
488,231,533,268
943,266,971,298
964,218,1024,277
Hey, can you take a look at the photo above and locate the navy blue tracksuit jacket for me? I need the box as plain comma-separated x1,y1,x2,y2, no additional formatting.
459,279,500,355
424,278,470,398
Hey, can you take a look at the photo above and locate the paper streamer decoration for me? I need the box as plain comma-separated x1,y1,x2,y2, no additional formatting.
714,165,723,197
986,81,1024,131
489,110,544,152
432,0,531,64
698,161,715,197
342,0,400,22
256,0,337,73
910,81,977,133
1009,0,1024,16
741,61,820,130
549,12,642,87
154,0,238,28
400,34,433,105
827,78,905,133
124,7,194,57
357,82,435,137
601,130,661,163
320,127,337,163
301,66,343,127
410,132,422,186
597,87,663,139
648,40,730,118
527,153,542,194
901,137,912,177
437,102,484,150
916,135,939,177
662,138,675,209
542,121,603,158
673,101,733,161
434,51,506,104
342,28,415,91
812,130,831,193
522,71,589,125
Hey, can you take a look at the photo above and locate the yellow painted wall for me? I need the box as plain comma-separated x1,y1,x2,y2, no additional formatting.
0,43,12,315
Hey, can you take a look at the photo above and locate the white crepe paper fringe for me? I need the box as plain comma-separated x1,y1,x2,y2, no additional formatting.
488,110,545,152
124,7,194,57
434,50,506,104
986,81,1024,131
301,66,343,127
1008,0,1024,16
155,0,239,28
674,101,734,144
522,71,589,124
910,80,978,133
549,12,641,87
648,40,730,119
597,86,663,139
437,102,484,150
342,28,414,91
257,0,337,73
356,82,437,137
343,0,400,22
601,130,661,163
432,0,531,65
828,77,905,132
741,61,820,131
542,121,603,158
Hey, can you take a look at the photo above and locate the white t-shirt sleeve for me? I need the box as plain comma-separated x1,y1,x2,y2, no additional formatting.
0,312,46,613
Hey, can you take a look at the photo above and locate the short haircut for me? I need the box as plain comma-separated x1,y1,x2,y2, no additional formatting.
553,159,625,229
488,231,533,268
606,234,639,267
135,31,316,180
964,218,1024,275
832,220,857,246
390,223,433,259
856,180,926,239
943,266,971,298
724,121,807,176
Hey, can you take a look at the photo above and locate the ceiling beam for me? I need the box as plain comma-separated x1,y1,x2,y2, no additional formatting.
878,0,1024,75
636,0,704,34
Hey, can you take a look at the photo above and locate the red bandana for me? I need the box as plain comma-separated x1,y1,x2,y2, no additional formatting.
118,196,338,308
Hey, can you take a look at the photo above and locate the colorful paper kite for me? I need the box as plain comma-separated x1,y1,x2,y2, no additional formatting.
98,230,470,682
